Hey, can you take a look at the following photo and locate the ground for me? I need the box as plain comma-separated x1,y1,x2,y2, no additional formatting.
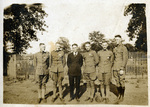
3,75,148,105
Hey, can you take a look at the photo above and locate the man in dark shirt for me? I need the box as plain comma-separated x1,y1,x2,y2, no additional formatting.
67,43,83,102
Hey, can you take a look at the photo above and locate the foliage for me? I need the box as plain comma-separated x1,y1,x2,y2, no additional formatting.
124,3,146,52
4,3,48,54
3,3,48,75
85,31,105,52
57,37,71,53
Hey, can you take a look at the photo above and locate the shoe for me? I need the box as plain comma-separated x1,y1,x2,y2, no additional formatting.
43,98,47,103
114,97,120,104
85,97,90,101
37,98,42,103
76,98,80,102
119,96,124,102
68,97,73,102
59,97,65,102
105,98,109,104
51,96,57,102
90,98,94,102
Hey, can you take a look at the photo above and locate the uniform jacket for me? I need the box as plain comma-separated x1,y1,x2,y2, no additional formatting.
113,44,128,70
97,49,114,73
34,51,50,75
50,50,66,73
67,52,83,76
82,50,99,73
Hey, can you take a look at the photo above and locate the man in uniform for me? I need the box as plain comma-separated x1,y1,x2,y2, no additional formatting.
113,35,128,103
34,43,50,103
67,43,83,102
97,41,114,103
82,42,99,102
50,42,66,102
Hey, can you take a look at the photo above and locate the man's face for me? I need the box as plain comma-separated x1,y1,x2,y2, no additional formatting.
102,42,108,50
72,45,78,52
56,43,60,50
115,37,122,45
85,43,91,51
40,44,46,52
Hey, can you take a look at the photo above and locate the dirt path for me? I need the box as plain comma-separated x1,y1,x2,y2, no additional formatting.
3,75,148,105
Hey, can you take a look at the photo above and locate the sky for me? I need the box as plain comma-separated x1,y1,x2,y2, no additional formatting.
3,0,146,54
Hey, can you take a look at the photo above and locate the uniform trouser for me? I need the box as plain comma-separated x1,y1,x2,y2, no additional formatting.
69,75,81,99
113,70,125,98
83,72,96,98
37,74,49,98
51,72,64,98
113,70,125,87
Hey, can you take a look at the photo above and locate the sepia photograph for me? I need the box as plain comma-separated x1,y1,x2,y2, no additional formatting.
2,0,149,106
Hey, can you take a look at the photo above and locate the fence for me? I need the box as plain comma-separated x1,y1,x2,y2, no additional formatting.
126,52,147,78
6,52,147,79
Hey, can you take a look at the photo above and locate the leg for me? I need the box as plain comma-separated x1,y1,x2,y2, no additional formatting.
84,73,91,101
89,72,96,102
51,72,58,102
69,75,74,101
113,70,121,104
41,74,49,103
90,80,95,102
119,73,125,102
58,72,64,99
100,73,105,99
37,75,42,103
85,80,91,101
75,76,81,102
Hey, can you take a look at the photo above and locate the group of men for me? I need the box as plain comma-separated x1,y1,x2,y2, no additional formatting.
34,35,128,104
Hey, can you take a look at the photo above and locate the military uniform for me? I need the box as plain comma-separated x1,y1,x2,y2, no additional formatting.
97,49,114,85
50,50,66,100
34,51,50,103
113,44,128,87
82,50,99,101
34,51,50,89
113,43,128,102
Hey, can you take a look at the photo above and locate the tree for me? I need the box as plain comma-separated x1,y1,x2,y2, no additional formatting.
3,3,48,75
88,31,105,52
57,37,71,53
124,43,136,52
4,3,48,54
124,4,146,52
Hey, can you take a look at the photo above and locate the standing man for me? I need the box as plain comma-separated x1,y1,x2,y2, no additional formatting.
50,42,66,102
34,43,50,103
82,42,99,102
113,35,128,103
97,41,114,103
67,44,83,102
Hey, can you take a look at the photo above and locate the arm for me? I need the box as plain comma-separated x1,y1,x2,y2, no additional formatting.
93,51,99,65
33,54,37,68
110,52,114,66
120,46,128,70
80,54,83,67
63,53,66,67
49,52,52,68
67,54,71,68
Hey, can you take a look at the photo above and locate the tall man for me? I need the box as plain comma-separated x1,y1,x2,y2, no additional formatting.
82,42,99,102
50,42,66,102
34,43,50,103
113,35,128,103
97,41,114,103
67,44,83,102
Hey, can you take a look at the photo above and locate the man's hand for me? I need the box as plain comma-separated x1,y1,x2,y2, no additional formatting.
119,70,124,75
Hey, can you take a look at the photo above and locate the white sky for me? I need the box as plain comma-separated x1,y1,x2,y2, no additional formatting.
3,0,147,54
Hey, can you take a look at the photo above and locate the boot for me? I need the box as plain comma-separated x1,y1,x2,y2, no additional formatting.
120,87,125,102
42,89,47,103
38,89,42,103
